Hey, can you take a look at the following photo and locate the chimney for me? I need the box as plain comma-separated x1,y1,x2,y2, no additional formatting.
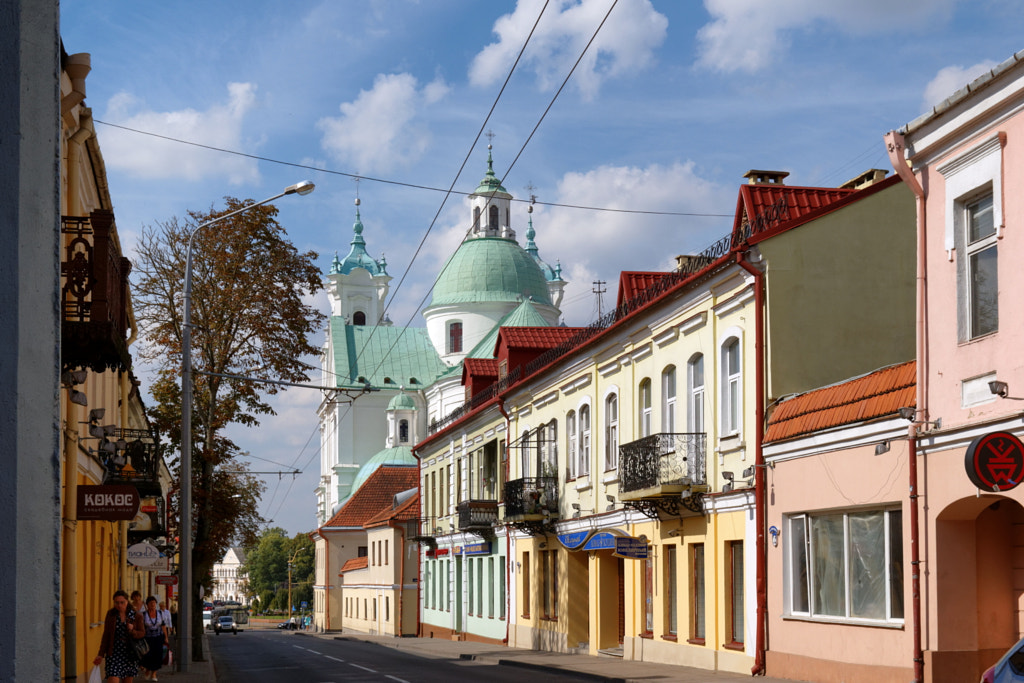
743,169,789,185
839,169,888,190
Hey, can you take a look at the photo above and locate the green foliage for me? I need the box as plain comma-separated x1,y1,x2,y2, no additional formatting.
242,528,315,612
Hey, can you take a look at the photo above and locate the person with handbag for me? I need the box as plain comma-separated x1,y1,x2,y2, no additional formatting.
139,596,170,681
93,590,145,683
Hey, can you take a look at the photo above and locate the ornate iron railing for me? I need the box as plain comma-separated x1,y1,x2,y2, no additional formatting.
504,477,558,519
103,428,161,489
619,433,706,495
457,500,499,530
61,211,132,372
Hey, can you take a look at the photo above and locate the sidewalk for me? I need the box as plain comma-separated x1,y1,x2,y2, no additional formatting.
296,630,802,683
160,631,217,683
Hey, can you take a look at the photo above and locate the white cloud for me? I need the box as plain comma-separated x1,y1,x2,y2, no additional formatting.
696,0,957,73
529,162,733,325
922,60,999,111
317,73,450,174
469,0,667,100
101,82,260,184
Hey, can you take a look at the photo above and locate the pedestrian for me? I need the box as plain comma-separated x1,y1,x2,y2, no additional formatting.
93,589,145,683
128,591,147,678
158,601,173,636
139,596,170,681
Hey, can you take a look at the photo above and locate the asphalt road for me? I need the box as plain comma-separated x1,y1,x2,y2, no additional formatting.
209,629,595,683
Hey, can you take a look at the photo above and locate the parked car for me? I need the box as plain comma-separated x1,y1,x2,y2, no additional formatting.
982,637,1024,683
277,620,297,630
214,615,237,635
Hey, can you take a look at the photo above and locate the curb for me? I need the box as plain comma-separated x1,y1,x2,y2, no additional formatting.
496,658,628,683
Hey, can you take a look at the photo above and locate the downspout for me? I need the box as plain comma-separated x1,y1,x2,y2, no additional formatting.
497,399,512,645
735,252,766,676
885,130,926,683
412,445,423,637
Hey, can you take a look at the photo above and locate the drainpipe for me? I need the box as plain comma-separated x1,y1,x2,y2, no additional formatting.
885,130,926,683
497,399,512,645
735,252,766,676
412,445,424,637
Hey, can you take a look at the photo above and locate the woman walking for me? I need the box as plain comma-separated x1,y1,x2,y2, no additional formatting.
93,589,145,683
139,596,170,681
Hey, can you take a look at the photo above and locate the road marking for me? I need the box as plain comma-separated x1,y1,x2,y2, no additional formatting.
386,676,410,683
307,649,322,654
326,656,346,663
349,663,376,673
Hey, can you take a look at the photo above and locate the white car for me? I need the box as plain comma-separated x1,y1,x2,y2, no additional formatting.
214,615,237,635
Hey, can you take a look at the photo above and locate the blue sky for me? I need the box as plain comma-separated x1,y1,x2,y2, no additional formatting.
61,0,1024,536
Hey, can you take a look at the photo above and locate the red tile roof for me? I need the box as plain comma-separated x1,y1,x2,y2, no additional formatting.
496,326,582,349
734,184,857,244
617,272,670,307
365,490,420,528
340,556,368,573
462,358,498,378
318,466,418,530
764,361,915,443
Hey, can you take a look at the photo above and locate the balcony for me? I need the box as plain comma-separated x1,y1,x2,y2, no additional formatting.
457,500,499,535
504,477,558,522
619,433,707,514
61,211,132,372
103,428,161,493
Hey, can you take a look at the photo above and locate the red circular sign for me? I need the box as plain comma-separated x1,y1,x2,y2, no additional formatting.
965,431,1024,491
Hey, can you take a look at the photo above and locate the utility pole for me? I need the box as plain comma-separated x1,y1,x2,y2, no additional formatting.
593,280,607,319
287,546,306,627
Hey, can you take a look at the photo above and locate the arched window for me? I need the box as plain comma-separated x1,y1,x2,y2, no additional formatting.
639,379,652,437
520,429,531,478
566,411,577,479
353,311,366,326
448,321,463,354
579,404,591,477
473,206,481,230
489,205,499,229
605,393,618,471
721,338,741,435
688,354,705,434
399,419,409,443
662,366,677,433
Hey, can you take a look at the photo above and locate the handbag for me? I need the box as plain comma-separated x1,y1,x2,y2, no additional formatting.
131,636,150,660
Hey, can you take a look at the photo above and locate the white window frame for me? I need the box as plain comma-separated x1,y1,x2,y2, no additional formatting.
639,379,652,438
720,334,742,436
963,190,998,339
688,354,705,435
662,366,677,433
578,402,592,477
604,391,618,471
567,410,577,479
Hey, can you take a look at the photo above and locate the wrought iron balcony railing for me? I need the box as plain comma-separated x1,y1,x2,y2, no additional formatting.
457,499,499,532
619,432,706,498
503,477,558,521
103,428,161,491
61,211,132,372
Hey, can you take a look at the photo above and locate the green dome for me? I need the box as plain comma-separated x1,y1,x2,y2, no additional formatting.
387,392,416,411
429,237,552,307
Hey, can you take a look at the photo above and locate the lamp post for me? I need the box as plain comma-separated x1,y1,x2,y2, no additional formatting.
287,546,306,628
178,181,314,670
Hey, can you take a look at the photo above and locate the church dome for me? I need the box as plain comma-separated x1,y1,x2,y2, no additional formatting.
387,391,416,411
429,237,552,308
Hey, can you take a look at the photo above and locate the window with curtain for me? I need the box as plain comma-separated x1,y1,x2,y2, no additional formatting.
567,411,577,479
688,354,705,435
787,508,904,623
662,366,676,433
639,379,652,437
721,339,741,435
604,394,618,470
579,404,591,476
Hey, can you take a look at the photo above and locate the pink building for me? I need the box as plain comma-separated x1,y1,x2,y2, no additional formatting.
882,50,1024,683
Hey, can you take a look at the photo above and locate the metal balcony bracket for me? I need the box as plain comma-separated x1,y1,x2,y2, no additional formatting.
409,535,438,550
508,519,553,537
624,492,705,520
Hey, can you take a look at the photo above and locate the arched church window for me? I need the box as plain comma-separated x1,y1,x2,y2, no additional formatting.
353,311,366,326
489,205,499,229
448,321,463,354
474,207,481,230
399,419,409,443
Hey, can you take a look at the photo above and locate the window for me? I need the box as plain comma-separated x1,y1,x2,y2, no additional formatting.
688,355,705,434
579,404,591,476
639,379,652,437
692,544,705,642
473,206,481,230
468,558,474,615
399,419,409,443
477,557,484,616
787,508,904,623
539,420,557,478
604,394,618,471
500,562,506,619
721,339,741,435
566,411,577,479
662,366,676,433
488,557,495,618
475,441,498,499
352,311,366,325
448,321,463,354
522,552,531,618
728,541,744,646
489,205,499,229
642,553,654,635
965,192,998,338
385,596,390,622
520,430,531,479
665,545,678,636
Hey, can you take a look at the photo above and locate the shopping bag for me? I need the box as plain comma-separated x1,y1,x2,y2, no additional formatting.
163,645,172,666
88,665,103,683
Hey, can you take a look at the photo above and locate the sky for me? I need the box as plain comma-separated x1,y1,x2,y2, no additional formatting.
61,0,1024,537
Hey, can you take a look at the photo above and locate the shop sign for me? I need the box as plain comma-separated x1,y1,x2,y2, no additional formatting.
965,431,1024,491
558,528,631,551
613,537,649,560
155,574,178,586
433,548,449,557
127,541,167,569
461,541,491,556
78,485,140,520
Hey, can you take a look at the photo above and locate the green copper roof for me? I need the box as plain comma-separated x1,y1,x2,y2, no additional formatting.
524,214,563,282
330,204,387,276
465,299,553,360
472,146,511,198
429,237,552,307
387,391,416,411
330,321,447,389
345,447,417,504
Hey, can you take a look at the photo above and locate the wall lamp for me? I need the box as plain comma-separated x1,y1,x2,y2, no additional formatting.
989,380,1009,398
605,494,616,512
571,503,594,519
898,406,941,429
874,441,891,456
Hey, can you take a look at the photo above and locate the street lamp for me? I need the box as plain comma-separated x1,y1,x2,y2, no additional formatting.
178,181,314,671
287,546,307,628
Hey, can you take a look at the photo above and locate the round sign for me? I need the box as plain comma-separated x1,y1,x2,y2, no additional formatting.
965,431,1024,491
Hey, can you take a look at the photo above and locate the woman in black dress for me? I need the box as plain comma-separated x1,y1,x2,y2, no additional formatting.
93,589,145,683
139,596,170,681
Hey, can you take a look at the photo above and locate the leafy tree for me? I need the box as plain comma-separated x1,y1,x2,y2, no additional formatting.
133,199,325,659
242,528,315,614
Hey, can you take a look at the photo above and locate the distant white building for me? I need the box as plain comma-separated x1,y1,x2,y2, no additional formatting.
211,547,248,604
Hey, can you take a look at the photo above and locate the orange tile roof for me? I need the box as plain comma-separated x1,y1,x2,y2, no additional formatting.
365,490,420,528
340,556,368,573
318,466,418,530
764,361,915,443
617,272,670,307
734,184,857,241
462,357,498,377
496,326,582,349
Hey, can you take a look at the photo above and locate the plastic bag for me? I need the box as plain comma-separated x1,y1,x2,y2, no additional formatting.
163,645,172,666
88,665,103,683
